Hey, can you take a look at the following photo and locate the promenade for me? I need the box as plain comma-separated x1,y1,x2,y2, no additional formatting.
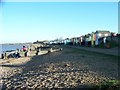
67,45,119,56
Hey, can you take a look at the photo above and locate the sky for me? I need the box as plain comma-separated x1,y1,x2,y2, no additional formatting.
0,1,118,43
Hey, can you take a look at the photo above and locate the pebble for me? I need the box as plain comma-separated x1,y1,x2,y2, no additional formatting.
0,52,118,89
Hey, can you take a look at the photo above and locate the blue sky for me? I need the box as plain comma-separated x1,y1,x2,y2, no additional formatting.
1,2,118,43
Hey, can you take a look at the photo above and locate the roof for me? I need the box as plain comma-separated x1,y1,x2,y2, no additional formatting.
96,30,110,33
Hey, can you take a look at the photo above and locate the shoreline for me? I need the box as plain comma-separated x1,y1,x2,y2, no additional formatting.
0,46,61,65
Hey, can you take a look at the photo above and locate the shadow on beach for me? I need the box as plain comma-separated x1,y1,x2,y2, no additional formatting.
1,45,119,89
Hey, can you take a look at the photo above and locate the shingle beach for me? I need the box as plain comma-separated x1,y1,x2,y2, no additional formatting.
0,45,119,89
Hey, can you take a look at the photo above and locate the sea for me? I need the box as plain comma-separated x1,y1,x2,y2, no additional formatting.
0,44,31,54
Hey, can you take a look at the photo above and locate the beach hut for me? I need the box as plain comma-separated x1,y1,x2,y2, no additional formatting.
95,30,110,46
96,30,111,38
64,38,70,45
95,31,99,46
80,35,85,46
68,38,74,45
91,32,95,47
79,36,83,45
76,37,80,45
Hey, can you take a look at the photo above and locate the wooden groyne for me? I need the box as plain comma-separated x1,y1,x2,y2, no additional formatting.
0,44,62,60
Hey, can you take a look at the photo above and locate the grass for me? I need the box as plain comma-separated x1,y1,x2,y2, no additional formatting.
98,40,118,49
108,40,119,48
97,80,120,90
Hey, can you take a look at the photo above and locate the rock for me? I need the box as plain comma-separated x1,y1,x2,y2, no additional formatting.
81,80,85,84
64,63,70,67
54,83,59,87
47,77,52,82
77,79,81,83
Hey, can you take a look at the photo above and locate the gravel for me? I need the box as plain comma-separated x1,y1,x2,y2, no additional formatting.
0,46,118,89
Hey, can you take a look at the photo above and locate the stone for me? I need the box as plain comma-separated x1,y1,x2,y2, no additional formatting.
64,63,70,67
